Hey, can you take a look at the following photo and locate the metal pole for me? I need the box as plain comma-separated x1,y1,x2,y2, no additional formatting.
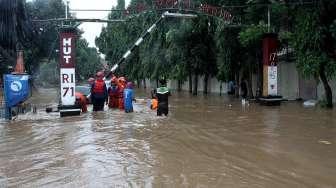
66,1,69,19
267,5,270,32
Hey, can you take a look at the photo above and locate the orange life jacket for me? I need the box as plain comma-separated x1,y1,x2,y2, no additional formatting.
93,80,105,94
117,84,125,98
75,92,87,112
151,99,158,110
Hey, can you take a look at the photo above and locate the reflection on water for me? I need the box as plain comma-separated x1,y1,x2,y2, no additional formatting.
0,88,336,187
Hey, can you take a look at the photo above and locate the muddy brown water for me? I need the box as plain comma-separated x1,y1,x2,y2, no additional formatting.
0,88,336,188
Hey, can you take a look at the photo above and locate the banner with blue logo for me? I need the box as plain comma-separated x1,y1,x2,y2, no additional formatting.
4,74,30,107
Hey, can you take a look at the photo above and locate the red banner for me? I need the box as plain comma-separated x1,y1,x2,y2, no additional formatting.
60,31,76,68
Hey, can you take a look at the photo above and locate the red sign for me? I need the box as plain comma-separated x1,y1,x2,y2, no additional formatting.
154,0,178,8
262,33,278,66
60,31,76,68
59,29,77,106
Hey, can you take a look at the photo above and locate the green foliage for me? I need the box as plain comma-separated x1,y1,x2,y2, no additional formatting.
23,0,101,82
24,0,66,73
94,0,335,102
76,39,102,81
289,2,336,107
37,60,58,85
278,30,292,44
216,24,241,82
239,22,267,47
290,10,336,78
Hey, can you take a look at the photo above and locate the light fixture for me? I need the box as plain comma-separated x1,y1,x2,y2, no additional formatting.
163,11,197,18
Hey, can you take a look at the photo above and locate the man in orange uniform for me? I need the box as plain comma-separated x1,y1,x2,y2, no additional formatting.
108,76,119,108
75,92,88,113
91,71,108,111
117,77,126,110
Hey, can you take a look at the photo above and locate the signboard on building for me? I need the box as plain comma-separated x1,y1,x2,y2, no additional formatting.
59,29,76,106
262,33,278,96
268,66,277,95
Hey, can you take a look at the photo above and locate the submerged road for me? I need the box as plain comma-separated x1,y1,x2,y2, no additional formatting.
0,88,336,187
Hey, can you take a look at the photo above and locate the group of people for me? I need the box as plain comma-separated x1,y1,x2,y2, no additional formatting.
75,71,170,116
89,71,134,113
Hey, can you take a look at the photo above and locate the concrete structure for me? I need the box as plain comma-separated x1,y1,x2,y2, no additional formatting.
278,61,299,99
139,62,336,103
167,76,228,94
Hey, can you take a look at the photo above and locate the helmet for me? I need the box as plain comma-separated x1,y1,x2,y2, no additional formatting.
126,82,133,89
88,77,95,83
159,78,167,85
96,71,104,78
118,76,126,83
111,76,117,83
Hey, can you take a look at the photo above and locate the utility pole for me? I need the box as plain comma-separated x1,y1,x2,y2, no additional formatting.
65,1,69,20
267,4,271,32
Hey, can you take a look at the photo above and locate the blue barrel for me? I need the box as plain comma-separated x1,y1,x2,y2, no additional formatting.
4,74,30,108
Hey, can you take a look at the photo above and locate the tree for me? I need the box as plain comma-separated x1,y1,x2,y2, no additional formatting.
0,0,34,74
25,0,67,74
290,4,336,108
76,38,102,81
239,22,267,98
215,24,242,96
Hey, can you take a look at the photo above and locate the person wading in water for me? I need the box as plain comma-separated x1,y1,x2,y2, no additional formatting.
91,71,108,111
155,79,170,116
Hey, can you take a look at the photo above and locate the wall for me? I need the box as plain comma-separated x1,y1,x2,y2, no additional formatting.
278,61,300,100
139,63,336,104
167,76,228,94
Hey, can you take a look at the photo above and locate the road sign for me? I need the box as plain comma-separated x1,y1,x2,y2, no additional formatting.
60,68,75,105
60,28,76,106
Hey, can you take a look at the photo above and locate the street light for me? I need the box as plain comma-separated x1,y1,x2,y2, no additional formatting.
163,11,197,18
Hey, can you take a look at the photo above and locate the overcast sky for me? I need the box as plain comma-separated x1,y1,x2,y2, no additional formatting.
68,0,130,48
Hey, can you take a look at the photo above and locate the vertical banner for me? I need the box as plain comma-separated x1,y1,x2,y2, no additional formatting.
262,33,278,96
59,28,76,106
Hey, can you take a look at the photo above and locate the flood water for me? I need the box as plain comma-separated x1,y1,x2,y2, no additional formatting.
1,88,336,188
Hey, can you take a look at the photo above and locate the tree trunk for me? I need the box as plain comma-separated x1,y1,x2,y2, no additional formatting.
137,78,140,88
193,74,198,96
156,79,159,88
247,69,254,99
220,82,222,96
235,71,240,98
188,72,192,93
319,65,333,108
203,74,209,95
177,80,182,92
143,79,146,89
